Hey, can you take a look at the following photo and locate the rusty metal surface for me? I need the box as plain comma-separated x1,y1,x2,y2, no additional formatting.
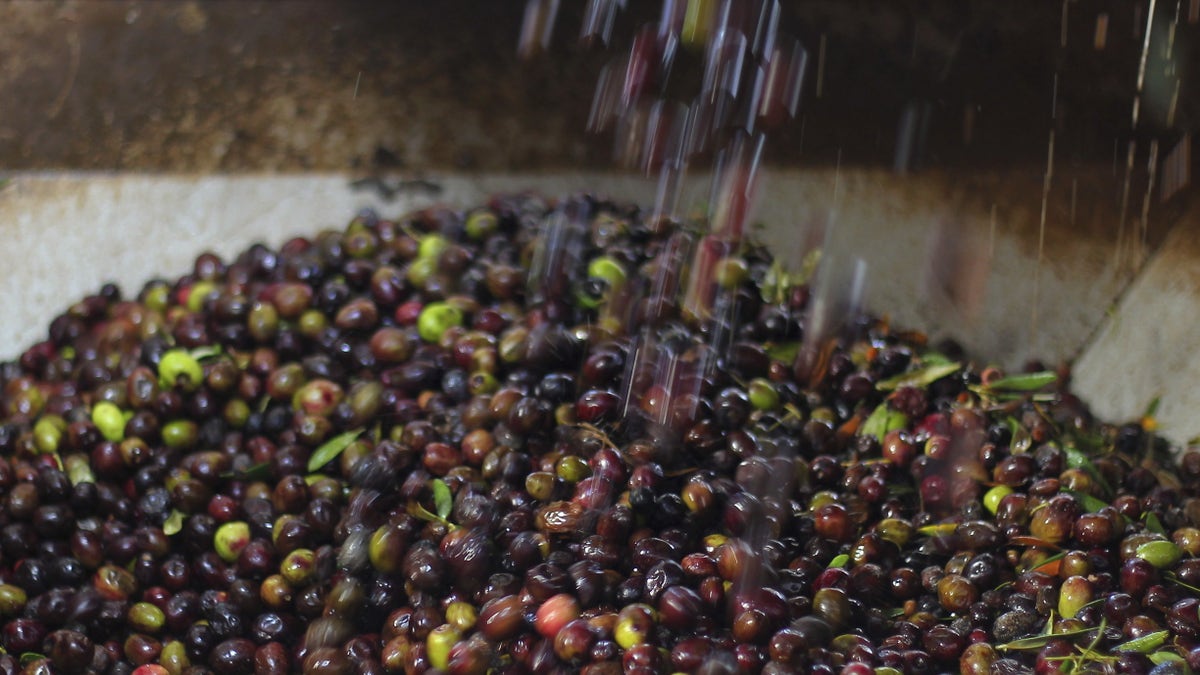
0,1,1194,171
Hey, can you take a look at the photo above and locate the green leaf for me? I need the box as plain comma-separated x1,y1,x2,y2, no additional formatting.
163,509,186,536
407,500,443,524
765,342,801,363
1114,630,1169,653
995,624,1095,651
432,479,453,521
220,462,272,482
19,653,46,666
1144,512,1167,535
1165,572,1200,595
1065,490,1108,514
861,403,908,441
188,344,224,362
306,428,364,473
1148,651,1187,667
918,523,958,537
876,362,962,391
827,554,849,569
1144,396,1162,418
242,462,273,481
985,371,1058,392
920,352,955,366
1023,550,1066,573
1064,446,1113,496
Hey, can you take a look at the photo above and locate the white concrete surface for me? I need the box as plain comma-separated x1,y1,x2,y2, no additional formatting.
1072,215,1200,447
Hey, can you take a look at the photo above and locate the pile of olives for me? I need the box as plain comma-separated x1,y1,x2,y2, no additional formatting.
0,193,1198,675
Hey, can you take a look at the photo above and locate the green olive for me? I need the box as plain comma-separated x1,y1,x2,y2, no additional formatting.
587,256,627,288
214,521,251,563
465,210,499,240
92,401,127,442
445,601,478,632
418,302,464,343
525,472,558,502
1057,575,1093,619
983,485,1013,515
298,309,328,339
143,283,170,313
418,234,450,261
714,256,749,288
555,455,591,483
426,624,461,671
247,301,280,342
406,256,438,288
64,454,96,485
186,281,219,313
128,601,166,633
157,349,204,391
280,548,317,586
223,399,251,429
1136,540,1183,569
747,378,780,411
161,420,198,449
613,604,656,650
159,640,190,675
0,584,27,616
33,414,65,454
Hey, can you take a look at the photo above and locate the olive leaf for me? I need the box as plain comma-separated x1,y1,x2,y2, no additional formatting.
1064,445,1113,496
1114,630,1169,653
407,501,444,524
163,509,186,536
307,428,364,473
920,351,955,366
876,362,961,391
241,462,273,481
765,342,801,363
993,392,1058,403
861,403,907,441
1064,490,1108,514
431,478,453,521
1023,550,1067,573
1144,512,1167,535
917,523,958,537
1165,572,1200,595
984,371,1058,392
1148,651,1187,666
995,624,1094,651
827,554,849,569
407,487,458,532
1143,396,1162,418
221,462,272,482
